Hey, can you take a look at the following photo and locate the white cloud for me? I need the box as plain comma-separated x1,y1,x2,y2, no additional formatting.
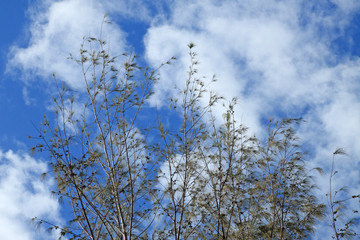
0,150,63,240
7,0,126,90
331,0,360,12
102,0,165,22
22,86,35,105
145,1,332,133
144,1,360,237
4,0,360,238
144,0,360,150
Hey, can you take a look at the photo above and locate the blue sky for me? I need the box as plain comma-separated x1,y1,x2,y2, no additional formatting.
0,0,360,239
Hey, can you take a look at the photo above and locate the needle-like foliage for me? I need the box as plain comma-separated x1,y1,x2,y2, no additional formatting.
32,40,333,240
34,35,162,240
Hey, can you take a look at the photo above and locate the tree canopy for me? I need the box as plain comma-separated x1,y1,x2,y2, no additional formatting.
31,37,359,240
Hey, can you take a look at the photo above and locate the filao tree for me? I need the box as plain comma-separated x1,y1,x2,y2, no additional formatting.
327,149,360,239
32,36,339,240
33,36,162,239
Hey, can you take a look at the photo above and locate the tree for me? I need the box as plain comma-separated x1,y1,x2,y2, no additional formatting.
33,36,164,239
254,119,325,239
328,148,360,239
151,44,325,240
152,43,222,239
32,38,327,240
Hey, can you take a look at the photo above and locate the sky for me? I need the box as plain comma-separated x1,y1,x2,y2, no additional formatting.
0,0,359,239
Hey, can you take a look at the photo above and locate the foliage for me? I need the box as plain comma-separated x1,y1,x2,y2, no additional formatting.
254,118,325,239
33,36,164,239
328,148,360,239
31,38,342,240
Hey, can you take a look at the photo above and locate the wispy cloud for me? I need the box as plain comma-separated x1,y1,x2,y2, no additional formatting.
5,0,360,238
0,150,63,240
144,0,360,154
7,0,126,90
